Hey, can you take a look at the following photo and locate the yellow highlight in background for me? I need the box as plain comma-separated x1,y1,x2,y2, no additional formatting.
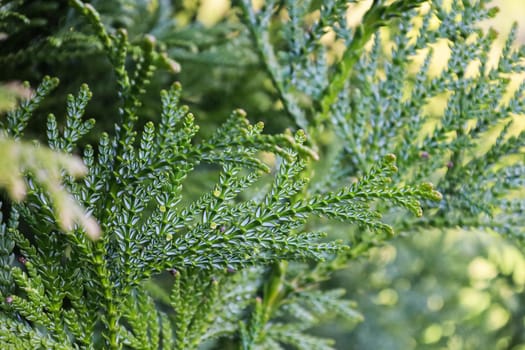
197,0,230,27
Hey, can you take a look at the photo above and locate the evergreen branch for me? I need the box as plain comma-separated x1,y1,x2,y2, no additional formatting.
3,1,521,348
317,0,427,125
237,0,308,129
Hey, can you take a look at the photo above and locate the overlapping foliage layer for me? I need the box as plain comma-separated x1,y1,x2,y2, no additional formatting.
0,0,524,349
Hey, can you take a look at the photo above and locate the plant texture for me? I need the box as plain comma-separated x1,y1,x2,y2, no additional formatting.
0,0,524,349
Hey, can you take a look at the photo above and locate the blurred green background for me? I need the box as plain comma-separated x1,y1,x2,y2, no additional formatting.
323,2,525,349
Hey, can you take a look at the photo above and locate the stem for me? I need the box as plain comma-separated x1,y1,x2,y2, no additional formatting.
261,261,288,323
315,0,427,126
92,242,121,350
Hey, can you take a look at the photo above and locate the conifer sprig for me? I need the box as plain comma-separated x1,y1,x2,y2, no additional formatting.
0,48,439,350
2,0,522,349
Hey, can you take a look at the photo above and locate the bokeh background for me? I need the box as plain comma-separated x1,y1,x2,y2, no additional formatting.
321,1,525,349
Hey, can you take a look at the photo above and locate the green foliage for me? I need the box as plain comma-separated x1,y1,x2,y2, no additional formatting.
0,0,524,349
0,76,99,239
328,0,525,239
